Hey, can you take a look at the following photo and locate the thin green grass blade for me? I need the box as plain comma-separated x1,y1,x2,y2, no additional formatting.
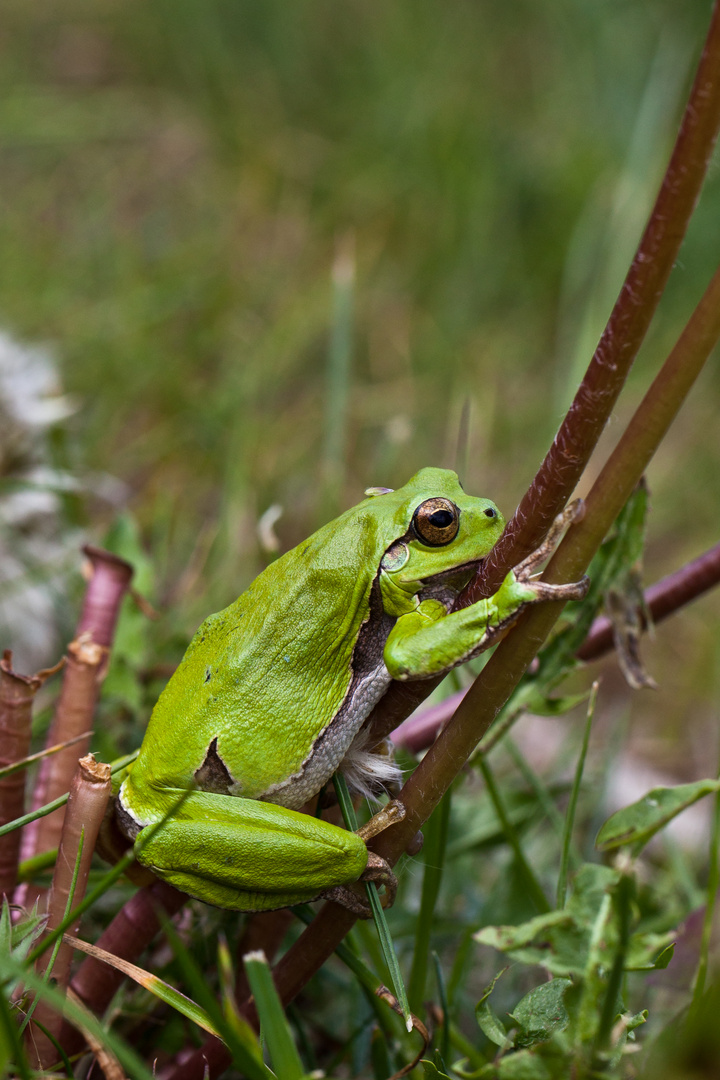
354,917,390,991
0,751,137,840
557,681,597,908
16,849,57,883
364,883,412,1031
504,736,572,845
0,731,93,781
333,773,412,1031
0,987,31,1080
243,950,304,1080
432,950,451,1066
155,909,272,1080
21,826,85,1035
594,870,634,1060
408,789,451,1014
4,961,155,1080
476,754,549,914
294,904,398,1007
447,926,476,1007
64,932,223,1038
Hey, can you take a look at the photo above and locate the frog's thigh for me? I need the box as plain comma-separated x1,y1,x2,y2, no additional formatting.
135,791,368,910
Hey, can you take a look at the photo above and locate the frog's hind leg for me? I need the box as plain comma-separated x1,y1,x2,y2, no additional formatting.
129,789,369,912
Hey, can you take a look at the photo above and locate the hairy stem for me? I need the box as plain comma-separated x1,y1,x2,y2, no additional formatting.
0,653,60,897
28,755,111,1069
19,548,132,878
266,257,720,1037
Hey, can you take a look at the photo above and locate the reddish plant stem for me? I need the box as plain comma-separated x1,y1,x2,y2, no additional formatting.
252,256,720,1052
59,881,186,1059
28,754,112,1069
357,0,720,759
169,85,720,1079
69,15,720,1071
20,548,133,872
465,0,720,601
0,653,60,897
379,259,720,874
394,538,720,753
77,545,136,647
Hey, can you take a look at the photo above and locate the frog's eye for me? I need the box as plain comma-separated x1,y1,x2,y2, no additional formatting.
412,498,460,546
484,507,497,518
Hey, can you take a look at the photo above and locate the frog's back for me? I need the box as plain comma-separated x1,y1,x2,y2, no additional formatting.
129,506,386,804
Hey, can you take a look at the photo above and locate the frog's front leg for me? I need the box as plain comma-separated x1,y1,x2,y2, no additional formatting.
384,503,589,681
123,788,379,912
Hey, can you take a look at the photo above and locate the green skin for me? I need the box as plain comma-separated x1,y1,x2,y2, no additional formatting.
118,468,584,911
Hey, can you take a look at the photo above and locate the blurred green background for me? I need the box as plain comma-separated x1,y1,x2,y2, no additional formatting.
1,0,719,753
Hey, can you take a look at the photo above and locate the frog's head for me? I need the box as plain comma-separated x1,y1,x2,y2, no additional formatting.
365,467,505,595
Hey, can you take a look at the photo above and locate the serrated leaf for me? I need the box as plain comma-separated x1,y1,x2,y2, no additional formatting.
509,978,571,1047
596,779,720,851
475,864,672,979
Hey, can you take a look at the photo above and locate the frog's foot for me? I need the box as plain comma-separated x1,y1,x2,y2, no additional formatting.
513,500,589,602
323,853,398,917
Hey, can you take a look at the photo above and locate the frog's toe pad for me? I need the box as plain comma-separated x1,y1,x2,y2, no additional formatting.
322,884,373,918
361,852,397,908
322,853,398,916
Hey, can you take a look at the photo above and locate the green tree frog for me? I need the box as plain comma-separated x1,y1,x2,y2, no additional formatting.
117,467,586,912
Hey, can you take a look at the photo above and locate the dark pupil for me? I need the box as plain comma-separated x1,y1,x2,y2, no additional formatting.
428,509,453,529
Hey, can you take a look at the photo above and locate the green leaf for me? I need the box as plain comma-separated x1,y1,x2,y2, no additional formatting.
480,1048,555,1078
596,779,720,852
243,950,303,1080
421,1060,453,1079
447,785,569,858
652,942,676,970
509,978,571,1048
519,689,589,717
4,959,154,1080
475,969,510,1048
333,771,412,1031
409,790,451,1015
475,864,672,978
626,1009,648,1034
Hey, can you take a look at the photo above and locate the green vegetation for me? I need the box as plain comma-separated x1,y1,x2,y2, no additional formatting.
1,1,720,1077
